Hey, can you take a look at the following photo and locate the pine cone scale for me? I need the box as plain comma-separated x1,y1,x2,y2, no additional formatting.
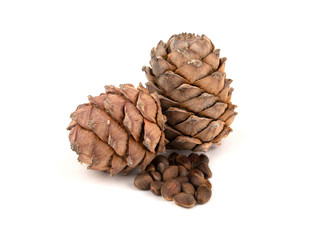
69,125,113,170
110,154,127,176
123,101,143,142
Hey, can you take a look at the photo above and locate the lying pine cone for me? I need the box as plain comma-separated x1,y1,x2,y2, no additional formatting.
143,33,237,151
67,84,167,176
134,153,213,208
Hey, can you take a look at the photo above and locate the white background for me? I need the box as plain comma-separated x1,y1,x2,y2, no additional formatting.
1,0,319,239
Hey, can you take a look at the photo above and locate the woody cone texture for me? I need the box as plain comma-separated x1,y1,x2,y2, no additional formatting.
67,84,167,176
143,33,237,151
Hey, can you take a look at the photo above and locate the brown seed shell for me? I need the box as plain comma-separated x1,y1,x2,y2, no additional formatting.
175,176,189,184
190,174,212,188
168,152,179,165
150,171,162,181
188,153,200,168
196,184,212,204
181,182,195,196
176,155,192,170
173,192,196,208
150,181,164,195
196,162,212,178
161,179,181,201
189,168,204,178
178,165,188,177
162,165,179,182
145,163,156,172
157,162,168,174
152,155,169,165
134,173,153,190
199,154,209,164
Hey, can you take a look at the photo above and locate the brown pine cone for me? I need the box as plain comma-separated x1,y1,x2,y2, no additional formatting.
67,83,167,176
143,33,237,151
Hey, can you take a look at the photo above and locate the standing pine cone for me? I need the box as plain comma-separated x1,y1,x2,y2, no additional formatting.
67,83,167,175
143,33,237,151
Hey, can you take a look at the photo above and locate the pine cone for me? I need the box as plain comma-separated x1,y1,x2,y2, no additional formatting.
67,83,167,176
143,33,237,151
